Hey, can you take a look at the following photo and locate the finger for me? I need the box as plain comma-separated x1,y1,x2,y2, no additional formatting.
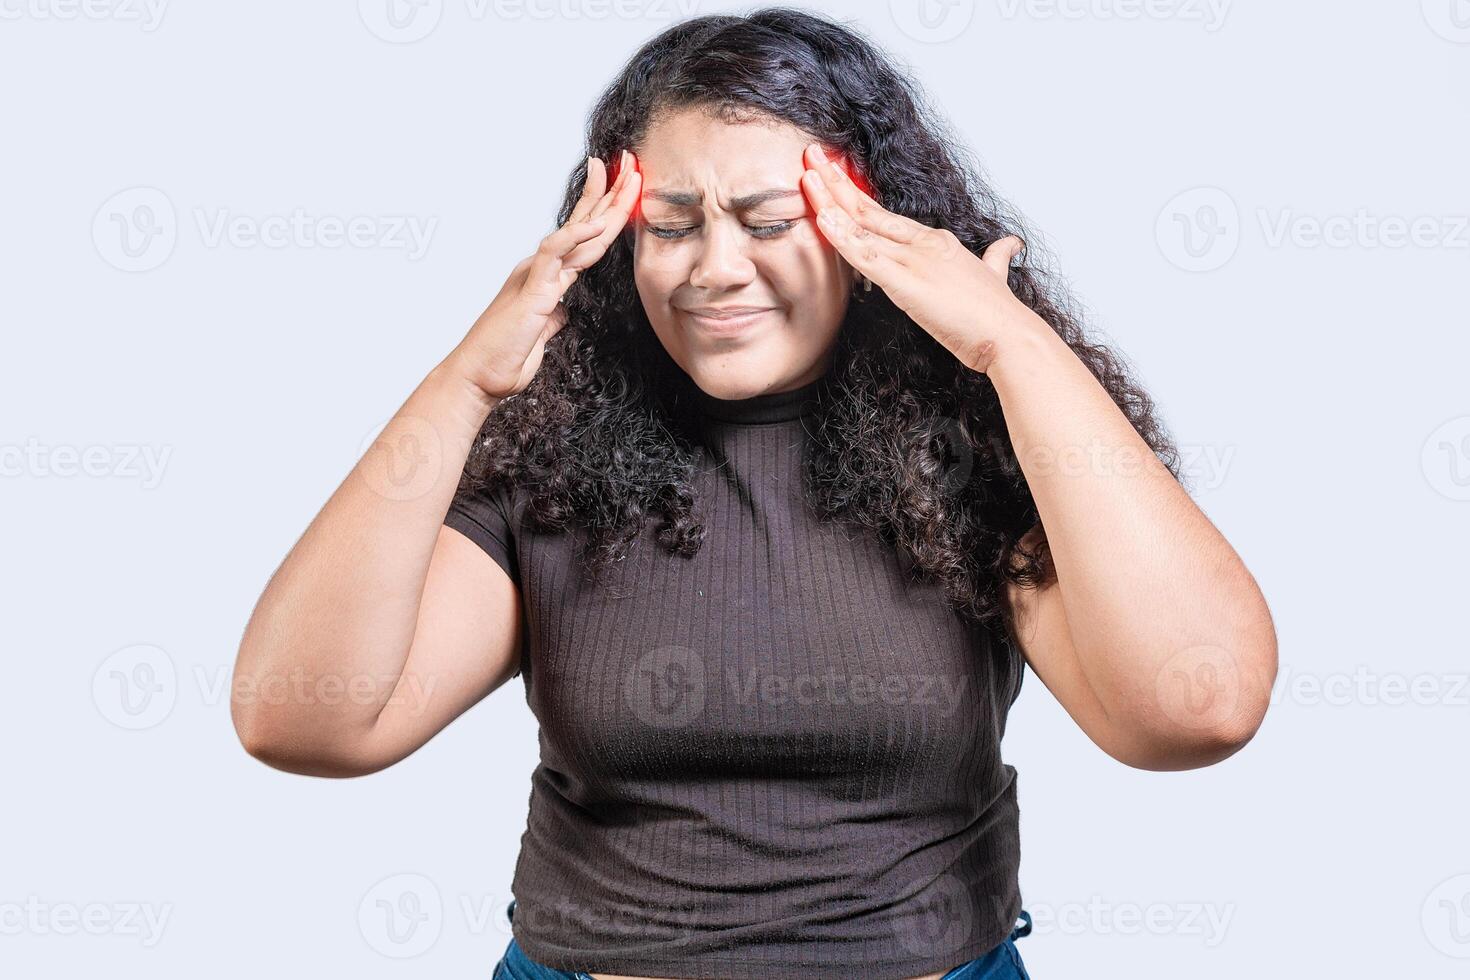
588,154,625,220
801,171,906,264
589,150,633,221
523,215,610,296
541,214,611,261
801,143,912,240
805,169,902,271
562,167,641,270
980,235,1025,279
567,155,609,226
814,203,901,289
839,180,925,244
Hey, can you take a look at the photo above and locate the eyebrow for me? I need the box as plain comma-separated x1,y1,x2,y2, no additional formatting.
643,188,802,210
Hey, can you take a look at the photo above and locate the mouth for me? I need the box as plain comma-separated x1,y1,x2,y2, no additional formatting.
680,307,778,334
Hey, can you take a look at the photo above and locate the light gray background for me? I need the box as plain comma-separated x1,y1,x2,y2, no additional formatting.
3,1,1467,976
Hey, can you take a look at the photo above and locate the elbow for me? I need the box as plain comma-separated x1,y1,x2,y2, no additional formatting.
230,677,285,765
229,700,295,771
1109,631,1278,772
230,706,289,771
231,696,385,779
228,640,393,777
1109,705,1268,772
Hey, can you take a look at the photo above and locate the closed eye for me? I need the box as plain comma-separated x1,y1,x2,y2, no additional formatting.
646,220,798,241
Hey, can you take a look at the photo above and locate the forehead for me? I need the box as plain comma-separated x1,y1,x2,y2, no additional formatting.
636,109,812,203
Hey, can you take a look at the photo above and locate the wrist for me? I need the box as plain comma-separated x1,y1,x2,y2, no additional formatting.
981,308,1070,393
428,351,500,422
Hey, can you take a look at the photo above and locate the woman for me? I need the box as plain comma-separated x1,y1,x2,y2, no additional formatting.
231,8,1277,979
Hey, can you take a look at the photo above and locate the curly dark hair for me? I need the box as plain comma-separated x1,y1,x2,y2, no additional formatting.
463,6,1181,636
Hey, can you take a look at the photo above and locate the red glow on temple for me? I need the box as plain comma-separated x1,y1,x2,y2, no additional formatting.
836,156,875,200
607,151,642,225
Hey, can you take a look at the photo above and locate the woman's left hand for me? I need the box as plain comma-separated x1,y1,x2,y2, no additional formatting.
801,142,1037,374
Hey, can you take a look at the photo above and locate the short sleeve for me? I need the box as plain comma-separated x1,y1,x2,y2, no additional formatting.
444,480,520,586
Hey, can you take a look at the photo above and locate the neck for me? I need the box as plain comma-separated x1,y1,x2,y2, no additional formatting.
672,361,832,425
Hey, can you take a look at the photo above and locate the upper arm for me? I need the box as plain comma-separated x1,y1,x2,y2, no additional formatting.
355,491,525,773
1003,522,1257,771
1002,522,1136,764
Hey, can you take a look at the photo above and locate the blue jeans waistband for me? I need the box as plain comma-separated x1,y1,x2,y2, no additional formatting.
493,901,1032,979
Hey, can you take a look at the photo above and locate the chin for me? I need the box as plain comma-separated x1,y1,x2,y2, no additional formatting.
678,358,777,399
651,315,832,400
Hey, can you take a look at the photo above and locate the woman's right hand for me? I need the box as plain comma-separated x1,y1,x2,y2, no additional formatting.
451,150,642,403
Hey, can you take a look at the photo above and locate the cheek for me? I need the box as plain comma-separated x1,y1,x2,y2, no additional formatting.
632,250,686,304
789,214,843,255
786,220,849,275
632,232,692,276
767,230,847,293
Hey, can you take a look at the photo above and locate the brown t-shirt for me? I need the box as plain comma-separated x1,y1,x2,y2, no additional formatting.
444,372,1024,980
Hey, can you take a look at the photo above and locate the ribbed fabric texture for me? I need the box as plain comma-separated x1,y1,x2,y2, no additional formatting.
444,372,1023,980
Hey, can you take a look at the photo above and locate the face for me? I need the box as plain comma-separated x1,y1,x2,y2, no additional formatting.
628,109,857,399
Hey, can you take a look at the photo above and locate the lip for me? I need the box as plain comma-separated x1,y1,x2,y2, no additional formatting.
681,307,777,333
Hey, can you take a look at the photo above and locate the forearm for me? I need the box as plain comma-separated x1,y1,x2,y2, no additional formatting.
231,352,499,756
986,311,1276,748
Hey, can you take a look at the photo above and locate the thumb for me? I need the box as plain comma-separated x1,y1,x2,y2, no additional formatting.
980,235,1025,279
542,302,569,342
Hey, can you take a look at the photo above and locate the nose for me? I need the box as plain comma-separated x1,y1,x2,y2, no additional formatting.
687,217,756,291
